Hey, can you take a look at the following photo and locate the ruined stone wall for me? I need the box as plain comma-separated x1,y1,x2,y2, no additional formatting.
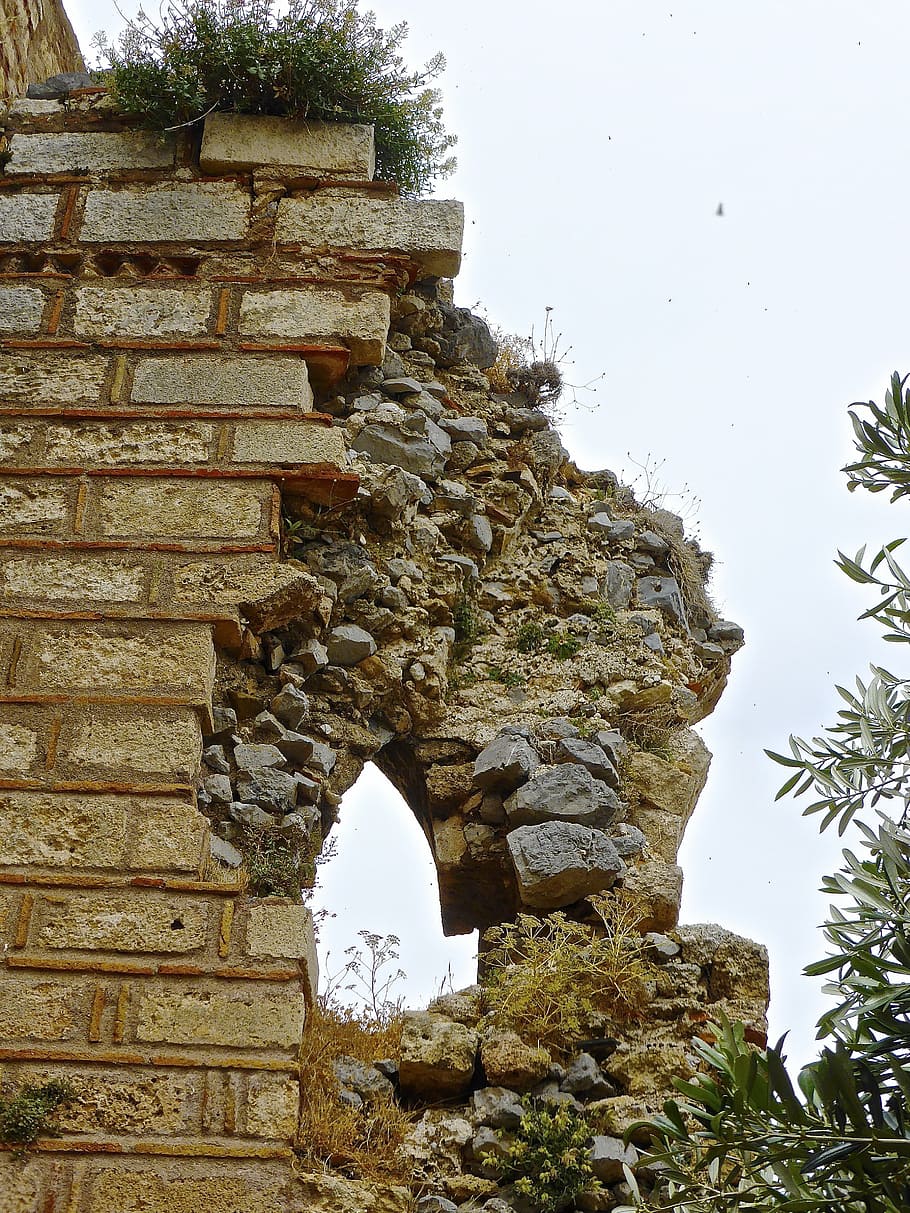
0,89,767,1213
0,0,82,106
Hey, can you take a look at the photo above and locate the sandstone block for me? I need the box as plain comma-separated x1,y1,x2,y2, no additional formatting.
81,182,249,242
239,286,390,363
131,354,312,408
620,858,683,931
74,286,212,338
35,891,209,952
29,1066,199,1136
246,1073,300,1140
0,421,35,460
627,730,710,826
85,1164,290,1213
29,623,215,700
0,479,71,534
64,707,202,779
0,978,84,1041
97,479,270,539
0,1155,42,1210
398,1012,478,1099
0,193,58,242
7,131,175,174
0,352,107,402
45,420,214,465
0,791,204,872
479,1030,550,1092
708,932,770,1002
506,821,625,909
0,553,147,604
0,721,39,772
276,192,464,277
245,902,318,995
0,285,45,334
231,418,346,465
136,983,305,1049
201,113,375,177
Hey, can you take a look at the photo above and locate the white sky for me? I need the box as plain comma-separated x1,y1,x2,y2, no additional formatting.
65,0,910,1069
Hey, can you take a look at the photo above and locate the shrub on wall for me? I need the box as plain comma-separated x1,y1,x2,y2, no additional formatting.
93,0,456,195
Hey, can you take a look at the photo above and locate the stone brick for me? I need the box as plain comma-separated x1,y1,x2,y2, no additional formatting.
85,1164,290,1213
131,354,313,409
7,131,176,174
0,479,71,534
0,421,35,459
0,553,147,603
0,720,39,772
238,286,389,364
0,352,107,403
81,183,250,243
27,622,215,700
246,1073,299,1140
0,1155,43,1211
200,113,375,177
245,902,317,1001
231,419,347,465
97,479,271,540
0,791,204,872
64,706,202,780
35,890,209,952
0,978,85,1041
135,983,305,1049
45,420,215,464
0,193,58,242
0,285,45,334
74,286,212,338
276,192,464,277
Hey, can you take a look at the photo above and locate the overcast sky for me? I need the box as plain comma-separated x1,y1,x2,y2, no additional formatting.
65,0,910,1068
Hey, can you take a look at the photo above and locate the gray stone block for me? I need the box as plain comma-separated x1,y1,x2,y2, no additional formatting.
507,821,625,909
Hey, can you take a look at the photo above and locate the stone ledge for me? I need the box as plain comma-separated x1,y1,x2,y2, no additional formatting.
200,114,375,179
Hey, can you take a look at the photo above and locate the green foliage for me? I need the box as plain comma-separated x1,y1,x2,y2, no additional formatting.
514,621,545,653
486,664,526,688
481,893,650,1052
453,593,478,647
241,825,302,897
496,1101,599,1213
546,631,582,660
93,0,455,195
625,373,910,1212
0,1080,75,1153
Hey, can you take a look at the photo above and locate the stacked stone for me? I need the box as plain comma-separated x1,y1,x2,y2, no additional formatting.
0,92,462,1209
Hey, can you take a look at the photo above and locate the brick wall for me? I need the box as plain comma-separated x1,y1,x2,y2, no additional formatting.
0,0,83,106
0,94,463,1209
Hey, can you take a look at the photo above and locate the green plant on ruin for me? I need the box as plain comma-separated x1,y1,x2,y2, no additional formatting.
93,0,456,196
240,825,302,898
452,592,481,664
0,1080,75,1155
481,892,652,1053
514,621,545,653
493,1101,600,1213
486,665,527,688
546,630,582,660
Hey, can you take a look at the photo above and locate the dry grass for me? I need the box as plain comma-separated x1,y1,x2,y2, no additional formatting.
629,504,715,628
296,1002,414,1183
487,326,530,394
481,892,653,1053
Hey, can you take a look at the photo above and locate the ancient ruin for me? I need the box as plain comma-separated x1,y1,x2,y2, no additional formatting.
0,28,769,1213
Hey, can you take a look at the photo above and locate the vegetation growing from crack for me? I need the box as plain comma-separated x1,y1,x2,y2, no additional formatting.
93,0,456,195
0,1080,75,1154
493,1101,601,1213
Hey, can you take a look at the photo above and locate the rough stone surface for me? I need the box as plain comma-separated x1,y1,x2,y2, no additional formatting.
239,286,390,364
82,183,250,242
504,764,619,829
200,113,375,177
399,1012,479,1099
0,193,58,241
0,284,45,333
132,355,313,409
7,131,175,173
473,733,539,793
74,287,211,338
507,821,625,908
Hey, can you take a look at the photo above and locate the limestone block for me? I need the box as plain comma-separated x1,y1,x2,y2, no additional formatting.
473,733,538,793
0,721,38,772
276,192,464,277
135,983,305,1049
74,286,212,338
0,352,107,402
97,479,270,539
246,901,316,959
0,791,204,871
0,285,45,334
625,804,683,862
589,1136,639,1183
506,821,625,909
29,623,215,700
35,891,209,952
30,1066,199,1136
0,1155,43,1211
0,193,58,242
398,1011,478,1099
172,559,327,632
239,286,390,364
0,978,84,1041
0,479,71,533
201,113,375,177
620,858,683,931
294,1172,413,1213
64,707,202,779
7,131,175,174
0,421,35,459
708,932,770,1002
246,1073,300,1140
231,419,347,465
627,730,711,829
85,1164,290,1213
45,420,214,465
504,764,620,829
605,1041,696,1096
131,354,312,408
479,1030,550,1092
81,183,250,242
0,553,148,603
